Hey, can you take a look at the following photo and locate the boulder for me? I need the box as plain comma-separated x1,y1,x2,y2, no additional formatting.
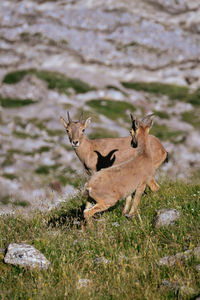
4,243,50,269
154,209,180,227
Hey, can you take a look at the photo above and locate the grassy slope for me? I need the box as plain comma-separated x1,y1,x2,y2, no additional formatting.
0,180,200,299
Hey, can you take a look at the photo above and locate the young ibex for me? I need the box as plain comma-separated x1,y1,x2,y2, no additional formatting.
60,112,167,192
82,114,155,221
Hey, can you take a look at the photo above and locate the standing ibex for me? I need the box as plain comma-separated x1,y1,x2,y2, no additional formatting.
82,114,156,221
60,112,167,192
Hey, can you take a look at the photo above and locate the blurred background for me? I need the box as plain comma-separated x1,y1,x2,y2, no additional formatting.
0,0,200,215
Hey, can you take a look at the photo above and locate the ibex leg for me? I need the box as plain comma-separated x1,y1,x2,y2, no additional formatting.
127,183,146,218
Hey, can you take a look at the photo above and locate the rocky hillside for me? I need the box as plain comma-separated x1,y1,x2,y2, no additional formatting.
0,0,200,214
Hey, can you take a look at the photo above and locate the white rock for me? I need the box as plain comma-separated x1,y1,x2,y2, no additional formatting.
4,243,50,269
77,278,91,289
154,209,180,227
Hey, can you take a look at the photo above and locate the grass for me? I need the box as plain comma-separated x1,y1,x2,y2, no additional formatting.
13,130,39,139
35,164,61,175
2,173,17,180
86,99,135,122
0,97,36,108
121,81,200,105
0,180,199,299
3,69,95,94
150,123,185,143
181,110,200,129
88,127,119,139
153,110,170,119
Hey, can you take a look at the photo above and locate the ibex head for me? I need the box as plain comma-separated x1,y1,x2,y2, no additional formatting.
130,114,154,147
60,112,91,148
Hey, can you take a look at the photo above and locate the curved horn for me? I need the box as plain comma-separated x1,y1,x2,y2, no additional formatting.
142,113,154,123
79,111,83,123
130,114,138,131
67,111,72,124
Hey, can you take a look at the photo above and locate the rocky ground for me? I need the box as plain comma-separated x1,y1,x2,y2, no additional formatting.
0,0,200,214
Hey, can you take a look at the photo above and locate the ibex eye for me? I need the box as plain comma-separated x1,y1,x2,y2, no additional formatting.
66,129,69,133
82,129,85,132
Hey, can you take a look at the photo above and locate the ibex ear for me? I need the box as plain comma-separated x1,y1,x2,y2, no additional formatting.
84,117,91,128
60,116,68,128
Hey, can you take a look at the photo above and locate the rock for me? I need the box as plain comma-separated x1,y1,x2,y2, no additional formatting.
161,279,180,291
195,264,200,271
4,243,50,269
179,285,197,297
77,278,91,289
159,246,200,266
94,257,110,264
154,209,180,227
111,222,120,227
0,248,5,254
161,279,197,297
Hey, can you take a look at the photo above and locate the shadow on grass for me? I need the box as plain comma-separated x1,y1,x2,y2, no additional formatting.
47,199,126,229
47,203,86,229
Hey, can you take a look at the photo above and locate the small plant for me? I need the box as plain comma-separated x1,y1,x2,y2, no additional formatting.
3,69,95,94
0,97,36,108
86,99,135,121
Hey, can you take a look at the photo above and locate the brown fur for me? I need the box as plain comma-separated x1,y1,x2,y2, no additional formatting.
83,116,156,221
60,113,167,192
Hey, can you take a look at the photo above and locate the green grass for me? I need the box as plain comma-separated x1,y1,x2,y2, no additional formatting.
0,180,199,299
13,130,39,139
35,164,61,175
88,127,119,139
2,173,17,180
86,99,135,122
3,69,95,94
0,97,36,108
150,123,185,142
153,110,170,119
181,110,200,128
121,81,200,105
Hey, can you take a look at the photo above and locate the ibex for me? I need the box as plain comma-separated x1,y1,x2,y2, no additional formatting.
60,112,167,192
82,114,156,221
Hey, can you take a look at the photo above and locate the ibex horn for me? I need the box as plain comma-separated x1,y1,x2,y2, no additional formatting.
130,113,137,131
79,111,84,123
67,111,72,124
142,113,154,124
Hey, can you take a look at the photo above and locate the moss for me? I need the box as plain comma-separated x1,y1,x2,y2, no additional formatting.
153,110,170,119
86,99,135,121
1,153,14,167
121,81,200,105
2,173,17,180
35,165,50,175
46,129,63,137
150,123,185,142
7,148,33,156
0,97,36,108
188,88,200,106
35,164,61,175
181,111,200,128
37,146,51,153
13,130,39,139
88,127,119,139
121,81,189,100
2,70,28,84
3,69,95,94
12,200,30,207
0,195,10,205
